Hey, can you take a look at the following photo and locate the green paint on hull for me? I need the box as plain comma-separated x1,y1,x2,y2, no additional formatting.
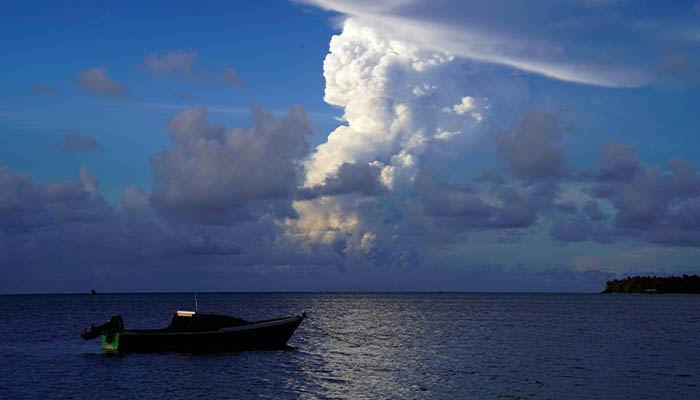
101,333,119,352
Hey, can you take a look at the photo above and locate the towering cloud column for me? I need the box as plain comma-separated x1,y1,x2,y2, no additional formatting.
287,19,486,261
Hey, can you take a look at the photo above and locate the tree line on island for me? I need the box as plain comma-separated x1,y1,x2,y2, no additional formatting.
603,274,700,294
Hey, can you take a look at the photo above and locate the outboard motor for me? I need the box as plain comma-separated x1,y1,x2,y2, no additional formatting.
81,315,124,341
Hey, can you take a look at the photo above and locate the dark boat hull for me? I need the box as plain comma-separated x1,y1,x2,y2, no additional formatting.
101,314,304,353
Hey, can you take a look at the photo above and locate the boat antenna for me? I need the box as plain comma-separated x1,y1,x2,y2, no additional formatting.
195,291,198,312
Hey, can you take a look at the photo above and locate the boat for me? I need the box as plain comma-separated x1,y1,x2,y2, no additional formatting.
81,310,306,353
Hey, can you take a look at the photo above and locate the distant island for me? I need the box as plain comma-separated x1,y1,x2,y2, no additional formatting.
603,274,700,294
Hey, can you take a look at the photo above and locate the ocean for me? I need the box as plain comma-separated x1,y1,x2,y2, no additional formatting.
1,292,698,399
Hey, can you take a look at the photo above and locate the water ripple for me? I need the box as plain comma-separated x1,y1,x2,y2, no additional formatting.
1,293,699,399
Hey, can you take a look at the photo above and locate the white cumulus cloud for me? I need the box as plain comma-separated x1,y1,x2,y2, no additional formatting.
289,19,488,256
304,19,486,188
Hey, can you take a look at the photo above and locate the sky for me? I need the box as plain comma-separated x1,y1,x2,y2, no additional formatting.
1,0,699,293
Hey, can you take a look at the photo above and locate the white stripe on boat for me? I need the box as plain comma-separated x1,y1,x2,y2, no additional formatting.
176,310,195,317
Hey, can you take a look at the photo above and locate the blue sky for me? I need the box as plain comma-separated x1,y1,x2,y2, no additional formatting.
1,0,699,293
2,0,339,200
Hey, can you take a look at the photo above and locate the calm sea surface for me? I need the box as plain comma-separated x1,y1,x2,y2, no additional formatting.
1,292,698,399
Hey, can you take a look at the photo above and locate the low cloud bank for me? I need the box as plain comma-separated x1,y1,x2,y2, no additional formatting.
2,102,700,291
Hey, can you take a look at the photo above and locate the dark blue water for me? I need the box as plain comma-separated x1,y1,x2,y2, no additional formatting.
1,293,698,399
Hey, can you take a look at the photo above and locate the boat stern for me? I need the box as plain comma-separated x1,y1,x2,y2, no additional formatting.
101,332,120,352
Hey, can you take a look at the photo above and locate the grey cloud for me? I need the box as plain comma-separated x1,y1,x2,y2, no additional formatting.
495,183,557,228
411,108,700,249
414,110,700,249
57,131,100,153
0,166,110,236
0,167,43,217
0,167,106,229
490,110,571,181
267,263,618,292
416,171,493,229
583,200,608,221
591,149,667,231
7,87,700,294
548,212,611,244
144,50,199,77
595,141,641,182
667,158,700,198
648,200,700,246
77,67,127,99
220,67,246,89
301,161,387,198
416,169,558,231
142,51,246,89
151,104,313,223
416,119,566,232
490,136,700,247
39,167,110,223
0,103,385,292
534,140,700,246
555,201,577,215
582,143,700,246
5,99,700,293
476,169,508,184
0,162,343,293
